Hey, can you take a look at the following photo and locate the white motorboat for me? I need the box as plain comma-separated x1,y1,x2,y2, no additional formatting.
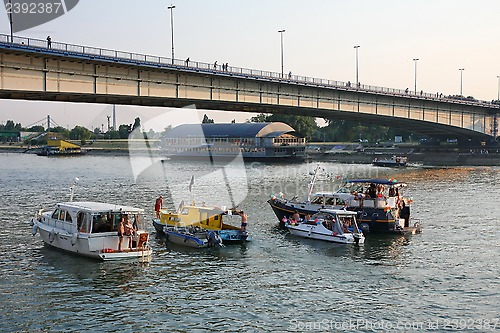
286,209,365,245
31,181,152,261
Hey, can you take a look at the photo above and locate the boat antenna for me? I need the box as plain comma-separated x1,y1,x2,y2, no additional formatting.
306,165,321,202
69,177,79,202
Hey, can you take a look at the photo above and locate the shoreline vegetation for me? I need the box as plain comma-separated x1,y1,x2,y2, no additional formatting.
0,140,499,166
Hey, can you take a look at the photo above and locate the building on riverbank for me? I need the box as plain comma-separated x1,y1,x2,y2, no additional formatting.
160,122,306,160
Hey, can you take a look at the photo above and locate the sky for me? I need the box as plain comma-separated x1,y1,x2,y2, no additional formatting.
0,0,500,131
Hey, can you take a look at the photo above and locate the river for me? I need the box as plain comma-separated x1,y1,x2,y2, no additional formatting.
0,153,499,332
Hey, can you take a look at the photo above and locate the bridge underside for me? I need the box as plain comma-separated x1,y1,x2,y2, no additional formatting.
0,89,489,140
0,43,498,141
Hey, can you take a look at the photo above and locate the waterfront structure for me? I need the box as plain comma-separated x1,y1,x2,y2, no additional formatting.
160,122,306,160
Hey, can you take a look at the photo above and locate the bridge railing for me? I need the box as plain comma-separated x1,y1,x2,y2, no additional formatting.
1,33,499,110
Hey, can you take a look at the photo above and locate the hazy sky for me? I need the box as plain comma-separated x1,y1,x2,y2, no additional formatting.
0,0,499,130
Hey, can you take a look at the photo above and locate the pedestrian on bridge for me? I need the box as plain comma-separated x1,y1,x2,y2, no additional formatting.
46,36,52,48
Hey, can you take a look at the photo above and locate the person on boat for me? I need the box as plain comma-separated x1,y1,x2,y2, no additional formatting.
155,195,163,218
124,217,136,249
304,214,311,222
238,211,248,233
117,216,125,251
291,211,300,224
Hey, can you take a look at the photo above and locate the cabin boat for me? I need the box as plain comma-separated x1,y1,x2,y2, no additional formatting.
152,204,250,243
31,201,152,261
163,225,223,248
372,155,408,167
340,179,421,235
286,209,365,244
267,166,421,235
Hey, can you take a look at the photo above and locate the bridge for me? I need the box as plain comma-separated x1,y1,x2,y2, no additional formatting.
0,34,498,141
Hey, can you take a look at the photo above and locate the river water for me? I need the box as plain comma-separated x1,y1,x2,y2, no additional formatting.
0,153,499,333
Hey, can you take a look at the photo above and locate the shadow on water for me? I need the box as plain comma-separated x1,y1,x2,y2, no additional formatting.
38,245,149,291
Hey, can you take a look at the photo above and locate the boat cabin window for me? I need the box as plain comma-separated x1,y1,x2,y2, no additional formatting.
51,209,60,219
181,208,189,215
77,212,91,233
65,212,73,223
59,210,66,221
91,212,114,233
311,196,325,204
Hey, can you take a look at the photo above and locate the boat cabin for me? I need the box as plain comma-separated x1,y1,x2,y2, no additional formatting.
44,201,147,235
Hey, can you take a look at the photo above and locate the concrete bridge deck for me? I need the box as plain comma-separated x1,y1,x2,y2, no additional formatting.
0,34,498,140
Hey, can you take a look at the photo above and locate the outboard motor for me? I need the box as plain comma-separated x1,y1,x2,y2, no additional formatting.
207,231,223,247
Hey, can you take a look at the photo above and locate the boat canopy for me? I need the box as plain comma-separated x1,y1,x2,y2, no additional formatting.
345,179,406,186
56,201,144,214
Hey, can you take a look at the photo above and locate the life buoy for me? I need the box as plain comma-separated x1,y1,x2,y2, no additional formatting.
48,229,56,243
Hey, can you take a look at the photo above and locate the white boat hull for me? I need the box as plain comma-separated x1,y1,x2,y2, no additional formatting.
34,220,152,261
287,223,365,244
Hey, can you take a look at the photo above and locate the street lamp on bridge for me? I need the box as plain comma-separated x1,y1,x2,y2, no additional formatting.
167,4,176,64
278,29,285,78
354,45,360,87
497,75,500,101
413,58,419,93
459,68,465,96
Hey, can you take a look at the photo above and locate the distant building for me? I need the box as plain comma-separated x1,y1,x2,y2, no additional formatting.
161,122,306,160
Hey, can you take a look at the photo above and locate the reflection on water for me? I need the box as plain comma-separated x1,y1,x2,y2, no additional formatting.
0,154,499,332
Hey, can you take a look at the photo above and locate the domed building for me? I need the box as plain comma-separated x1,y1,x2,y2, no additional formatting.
161,122,306,161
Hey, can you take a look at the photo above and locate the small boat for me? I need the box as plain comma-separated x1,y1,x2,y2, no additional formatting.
286,209,365,245
163,225,223,248
372,155,408,167
31,180,152,261
36,139,85,157
152,203,250,243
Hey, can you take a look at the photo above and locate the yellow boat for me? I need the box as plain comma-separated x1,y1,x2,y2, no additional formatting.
152,204,250,243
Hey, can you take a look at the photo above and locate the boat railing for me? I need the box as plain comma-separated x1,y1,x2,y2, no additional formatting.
2,33,500,109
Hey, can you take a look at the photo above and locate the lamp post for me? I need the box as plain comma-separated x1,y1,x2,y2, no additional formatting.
413,58,419,93
8,0,13,42
459,68,465,96
354,45,360,87
278,29,285,78
167,5,175,64
497,75,500,101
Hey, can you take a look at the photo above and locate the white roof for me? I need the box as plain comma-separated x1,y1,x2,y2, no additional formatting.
56,201,144,213
318,209,357,216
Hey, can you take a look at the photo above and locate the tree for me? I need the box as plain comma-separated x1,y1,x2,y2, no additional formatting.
250,113,318,141
202,114,214,124
118,124,131,139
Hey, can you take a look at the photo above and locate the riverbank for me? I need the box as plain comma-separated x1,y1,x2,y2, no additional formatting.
1,143,499,166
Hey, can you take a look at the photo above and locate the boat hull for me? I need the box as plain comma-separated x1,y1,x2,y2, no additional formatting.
35,223,152,261
153,218,250,243
287,224,364,244
166,230,210,248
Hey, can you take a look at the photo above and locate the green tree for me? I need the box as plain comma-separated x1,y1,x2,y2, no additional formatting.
250,113,318,141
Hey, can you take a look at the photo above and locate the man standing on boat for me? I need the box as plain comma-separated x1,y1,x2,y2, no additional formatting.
155,195,163,218
238,211,248,233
